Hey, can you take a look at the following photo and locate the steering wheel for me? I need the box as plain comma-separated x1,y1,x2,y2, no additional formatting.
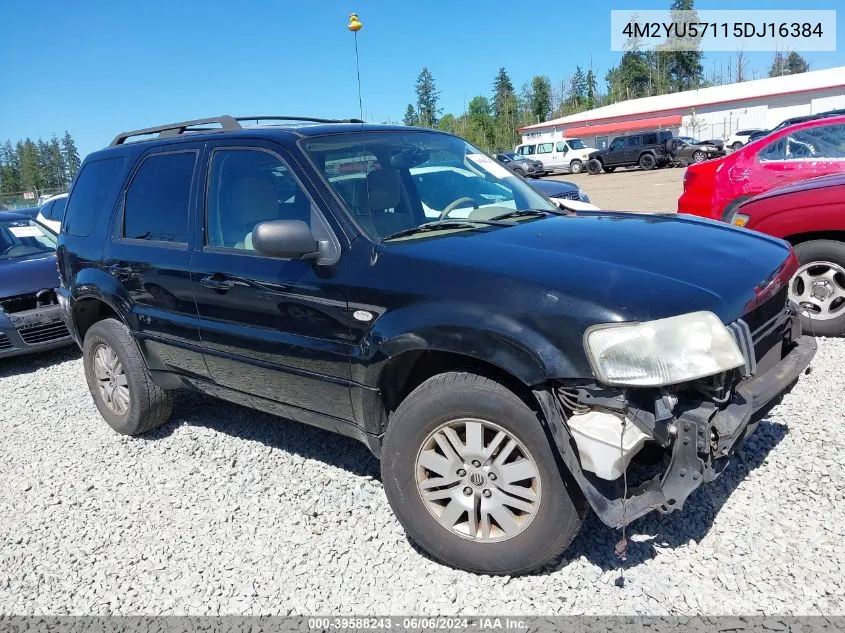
439,197,477,220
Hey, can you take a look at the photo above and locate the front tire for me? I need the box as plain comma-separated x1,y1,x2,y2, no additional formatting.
692,150,706,163
569,159,583,174
512,167,524,177
731,141,743,151
791,240,845,336
586,159,602,175
83,318,173,435
381,372,584,575
639,153,657,170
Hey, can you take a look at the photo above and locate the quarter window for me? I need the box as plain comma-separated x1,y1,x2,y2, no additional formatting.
518,145,536,155
206,148,312,250
537,143,553,154
642,133,658,145
45,197,67,221
123,152,196,243
63,157,126,237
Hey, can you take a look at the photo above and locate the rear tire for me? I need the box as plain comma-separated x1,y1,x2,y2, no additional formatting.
791,240,845,337
83,318,173,435
381,372,584,575
569,160,583,174
639,153,656,170
586,159,602,175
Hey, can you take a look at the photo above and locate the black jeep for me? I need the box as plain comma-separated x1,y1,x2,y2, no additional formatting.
57,115,814,575
587,130,673,173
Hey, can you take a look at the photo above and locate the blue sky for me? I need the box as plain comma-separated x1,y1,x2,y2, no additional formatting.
1,0,842,159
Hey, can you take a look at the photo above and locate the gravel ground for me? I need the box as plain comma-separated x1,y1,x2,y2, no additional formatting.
1,339,843,616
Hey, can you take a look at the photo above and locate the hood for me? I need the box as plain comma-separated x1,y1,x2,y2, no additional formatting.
393,212,792,325
0,253,60,299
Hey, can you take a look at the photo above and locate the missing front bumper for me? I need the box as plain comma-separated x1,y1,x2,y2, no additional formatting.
535,335,816,529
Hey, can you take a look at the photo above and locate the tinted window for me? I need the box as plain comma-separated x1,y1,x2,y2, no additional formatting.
642,133,658,145
63,157,126,237
626,136,642,148
659,131,673,143
759,124,845,162
207,148,312,250
537,143,553,154
556,142,569,153
609,138,624,151
45,197,67,221
39,201,54,219
123,152,195,243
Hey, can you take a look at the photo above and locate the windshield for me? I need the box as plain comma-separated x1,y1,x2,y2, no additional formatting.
303,131,555,241
0,218,57,260
567,139,587,150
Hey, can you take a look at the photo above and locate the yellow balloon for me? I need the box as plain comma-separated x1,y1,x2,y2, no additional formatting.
348,13,363,32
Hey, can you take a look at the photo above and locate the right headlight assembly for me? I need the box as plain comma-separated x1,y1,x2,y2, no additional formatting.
584,311,745,387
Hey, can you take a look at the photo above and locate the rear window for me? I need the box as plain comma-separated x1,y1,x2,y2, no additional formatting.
63,157,126,237
45,197,67,221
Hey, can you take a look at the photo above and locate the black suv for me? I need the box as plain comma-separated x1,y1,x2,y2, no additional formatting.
586,130,672,173
57,115,815,575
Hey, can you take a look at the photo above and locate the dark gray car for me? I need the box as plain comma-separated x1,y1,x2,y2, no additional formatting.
495,152,545,178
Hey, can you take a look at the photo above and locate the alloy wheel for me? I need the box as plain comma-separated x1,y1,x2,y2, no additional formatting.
790,261,845,321
93,344,130,415
415,418,541,542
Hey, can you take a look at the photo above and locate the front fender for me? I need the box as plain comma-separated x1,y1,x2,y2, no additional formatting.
353,300,587,389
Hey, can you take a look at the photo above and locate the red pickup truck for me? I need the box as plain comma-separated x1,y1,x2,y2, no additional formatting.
728,173,845,336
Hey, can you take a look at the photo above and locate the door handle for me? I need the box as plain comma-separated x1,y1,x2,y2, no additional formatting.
200,275,234,292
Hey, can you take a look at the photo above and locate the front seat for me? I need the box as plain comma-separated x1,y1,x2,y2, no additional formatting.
363,169,417,239
226,176,280,249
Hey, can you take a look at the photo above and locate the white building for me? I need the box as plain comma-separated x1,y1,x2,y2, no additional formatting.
518,66,845,150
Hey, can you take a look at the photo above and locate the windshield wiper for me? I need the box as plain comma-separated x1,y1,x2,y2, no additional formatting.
488,208,569,221
381,219,509,242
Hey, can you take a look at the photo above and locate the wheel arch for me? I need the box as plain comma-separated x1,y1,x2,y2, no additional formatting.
376,349,543,435
781,231,845,246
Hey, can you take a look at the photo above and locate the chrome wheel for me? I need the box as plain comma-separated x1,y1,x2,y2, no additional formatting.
415,418,541,542
790,261,845,321
93,344,130,415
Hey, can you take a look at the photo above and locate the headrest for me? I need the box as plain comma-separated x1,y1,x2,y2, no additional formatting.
365,168,401,211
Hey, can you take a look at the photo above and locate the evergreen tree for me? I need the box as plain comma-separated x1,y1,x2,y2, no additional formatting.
529,75,552,123
18,140,42,191
568,66,587,110
61,131,81,182
786,52,810,75
47,136,67,188
585,68,598,109
492,67,518,150
403,104,418,126
665,0,704,91
415,67,440,127
0,141,21,194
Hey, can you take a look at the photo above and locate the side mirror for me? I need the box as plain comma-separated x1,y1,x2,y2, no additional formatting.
252,220,320,260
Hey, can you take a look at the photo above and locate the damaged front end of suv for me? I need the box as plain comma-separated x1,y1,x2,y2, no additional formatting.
533,261,815,530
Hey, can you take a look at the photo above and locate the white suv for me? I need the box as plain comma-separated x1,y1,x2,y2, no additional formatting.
725,129,764,151
514,138,595,174
36,193,68,234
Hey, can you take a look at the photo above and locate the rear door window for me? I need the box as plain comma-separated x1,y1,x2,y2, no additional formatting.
63,156,126,237
518,145,536,156
626,136,642,148
123,151,196,243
